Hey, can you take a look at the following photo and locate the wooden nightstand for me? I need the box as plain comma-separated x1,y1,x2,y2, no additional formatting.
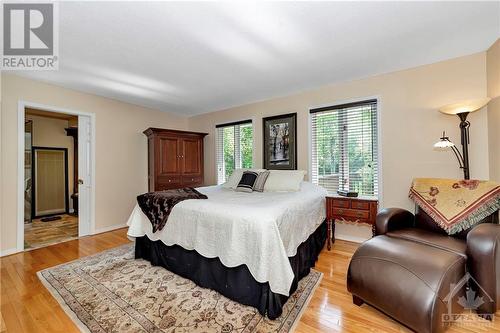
326,195,378,250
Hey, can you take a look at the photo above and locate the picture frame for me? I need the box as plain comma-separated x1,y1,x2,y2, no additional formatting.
262,112,297,170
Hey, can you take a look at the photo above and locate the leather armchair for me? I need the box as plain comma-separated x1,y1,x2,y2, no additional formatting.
375,208,414,235
375,207,500,315
348,206,499,333
467,223,500,315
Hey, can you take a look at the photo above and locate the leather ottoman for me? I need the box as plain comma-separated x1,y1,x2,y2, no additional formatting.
347,235,466,333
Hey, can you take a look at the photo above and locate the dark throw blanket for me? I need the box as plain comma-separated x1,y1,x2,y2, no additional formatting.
137,187,207,232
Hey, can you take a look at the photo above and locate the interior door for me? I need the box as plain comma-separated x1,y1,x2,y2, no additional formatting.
78,115,92,237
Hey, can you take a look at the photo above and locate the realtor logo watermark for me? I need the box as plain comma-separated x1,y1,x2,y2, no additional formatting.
1,1,59,70
442,272,494,328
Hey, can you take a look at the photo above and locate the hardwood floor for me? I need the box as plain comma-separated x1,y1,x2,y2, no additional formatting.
1,228,499,332
1,228,127,333
24,214,78,250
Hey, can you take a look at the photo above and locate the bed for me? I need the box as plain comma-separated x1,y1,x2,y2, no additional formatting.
126,181,327,319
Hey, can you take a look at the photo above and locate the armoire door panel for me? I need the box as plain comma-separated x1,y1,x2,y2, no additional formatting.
181,138,202,175
159,137,180,175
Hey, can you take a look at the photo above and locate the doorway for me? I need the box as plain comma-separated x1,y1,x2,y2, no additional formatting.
18,102,95,252
24,109,78,249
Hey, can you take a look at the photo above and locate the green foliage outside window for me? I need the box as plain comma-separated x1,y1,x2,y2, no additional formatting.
316,113,340,176
347,109,376,195
240,125,253,168
315,108,377,196
222,124,253,181
223,126,235,180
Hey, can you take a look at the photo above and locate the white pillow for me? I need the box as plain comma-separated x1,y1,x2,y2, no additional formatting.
222,168,265,189
263,170,307,192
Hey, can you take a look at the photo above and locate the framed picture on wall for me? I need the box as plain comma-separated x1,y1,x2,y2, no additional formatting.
263,112,297,170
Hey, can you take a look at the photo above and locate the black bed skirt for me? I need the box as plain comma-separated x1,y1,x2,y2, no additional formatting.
135,220,327,319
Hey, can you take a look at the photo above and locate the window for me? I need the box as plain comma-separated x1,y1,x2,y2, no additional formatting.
310,99,378,196
216,120,253,184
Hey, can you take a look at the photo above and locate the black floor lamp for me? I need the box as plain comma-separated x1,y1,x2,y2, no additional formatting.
434,98,490,180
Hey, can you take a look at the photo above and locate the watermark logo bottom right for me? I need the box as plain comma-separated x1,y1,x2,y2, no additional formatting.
443,272,495,328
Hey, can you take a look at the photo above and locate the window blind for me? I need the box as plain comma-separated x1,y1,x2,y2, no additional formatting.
216,120,253,184
310,100,378,196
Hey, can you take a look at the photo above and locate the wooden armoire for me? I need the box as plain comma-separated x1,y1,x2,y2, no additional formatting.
144,128,207,191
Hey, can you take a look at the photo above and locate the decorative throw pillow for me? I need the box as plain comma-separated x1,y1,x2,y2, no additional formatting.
222,169,244,189
236,171,259,192
222,168,266,189
253,171,270,192
263,170,307,192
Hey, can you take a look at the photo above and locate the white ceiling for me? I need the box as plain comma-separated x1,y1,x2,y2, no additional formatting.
17,1,500,116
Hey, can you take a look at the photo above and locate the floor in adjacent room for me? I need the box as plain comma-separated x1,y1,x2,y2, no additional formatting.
1,229,499,332
24,214,79,250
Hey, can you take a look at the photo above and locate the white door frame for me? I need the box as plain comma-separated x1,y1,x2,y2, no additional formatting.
17,100,96,252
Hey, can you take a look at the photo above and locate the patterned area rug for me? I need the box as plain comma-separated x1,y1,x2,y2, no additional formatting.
38,243,322,333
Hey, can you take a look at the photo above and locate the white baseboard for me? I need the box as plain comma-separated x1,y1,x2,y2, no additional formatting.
1,247,20,257
334,233,370,244
93,223,127,235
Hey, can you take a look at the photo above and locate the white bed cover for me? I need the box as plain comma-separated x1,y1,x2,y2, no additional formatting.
126,181,326,296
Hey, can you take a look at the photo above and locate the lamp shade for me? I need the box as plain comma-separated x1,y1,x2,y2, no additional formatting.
433,139,455,150
439,97,491,115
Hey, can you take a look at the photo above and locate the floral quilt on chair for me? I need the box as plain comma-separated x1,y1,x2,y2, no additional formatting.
409,178,500,234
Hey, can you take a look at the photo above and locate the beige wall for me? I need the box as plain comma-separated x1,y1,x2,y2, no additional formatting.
1,74,188,253
26,115,75,212
487,39,500,181
189,52,490,212
1,51,495,251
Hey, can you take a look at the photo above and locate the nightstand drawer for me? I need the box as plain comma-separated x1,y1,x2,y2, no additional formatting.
331,199,350,208
351,201,370,210
333,208,370,220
